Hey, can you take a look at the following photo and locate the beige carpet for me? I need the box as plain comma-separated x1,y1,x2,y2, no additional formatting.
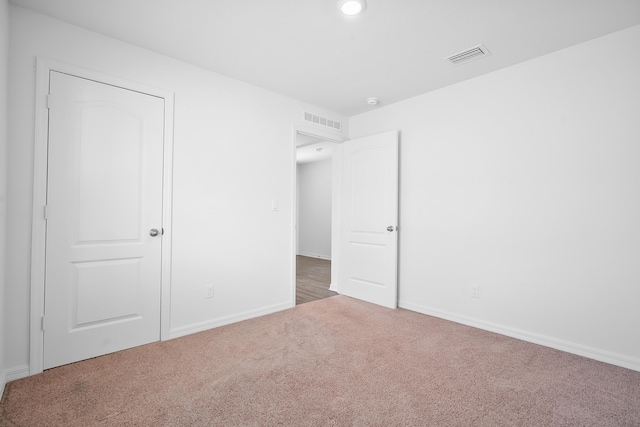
1,295,639,426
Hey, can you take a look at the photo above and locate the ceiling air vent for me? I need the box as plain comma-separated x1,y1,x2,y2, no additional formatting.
446,44,491,65
303,111,342,131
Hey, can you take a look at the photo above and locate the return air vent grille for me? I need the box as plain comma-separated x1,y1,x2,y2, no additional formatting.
303,111,342,131
446,44,491,65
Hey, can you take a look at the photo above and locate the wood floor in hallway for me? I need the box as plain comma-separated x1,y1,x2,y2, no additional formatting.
296,255,337,305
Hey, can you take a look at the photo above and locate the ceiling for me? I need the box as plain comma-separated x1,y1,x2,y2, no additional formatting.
296,142,334,165
296,133,335,164
9,0,640,116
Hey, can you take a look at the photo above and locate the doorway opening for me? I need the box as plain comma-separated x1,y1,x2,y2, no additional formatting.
295,131,340,305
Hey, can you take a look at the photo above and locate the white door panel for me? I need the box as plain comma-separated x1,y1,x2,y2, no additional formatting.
44,71,164,369
340,130,399,308
77,104,144,242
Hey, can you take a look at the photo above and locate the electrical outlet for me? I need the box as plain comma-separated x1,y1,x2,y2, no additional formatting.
205,284,214,299
471,285,480,298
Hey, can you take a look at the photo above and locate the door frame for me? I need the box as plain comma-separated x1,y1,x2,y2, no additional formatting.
291,125,345,306
29,57,175,375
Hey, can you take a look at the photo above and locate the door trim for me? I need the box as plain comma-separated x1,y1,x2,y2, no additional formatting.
29,57,175,375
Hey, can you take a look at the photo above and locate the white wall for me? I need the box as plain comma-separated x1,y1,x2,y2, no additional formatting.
6,6,347,374
297,159,332,259
350,25,640,370
0,0,9,395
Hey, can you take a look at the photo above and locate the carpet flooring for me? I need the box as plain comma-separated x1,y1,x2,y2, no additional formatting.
1,296,639,426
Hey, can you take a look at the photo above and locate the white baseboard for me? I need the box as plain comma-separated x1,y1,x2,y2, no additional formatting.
400,300,640,373
169,302,292,340
297,251,331,261
0,365,28,399
4,364,30,385
0,368,5,399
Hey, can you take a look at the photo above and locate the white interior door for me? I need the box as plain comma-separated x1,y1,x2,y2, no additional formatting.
43,71,165,369
339,130,399,308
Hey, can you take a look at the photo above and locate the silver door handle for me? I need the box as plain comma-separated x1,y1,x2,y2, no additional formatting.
387,226,396,232
149,229,159,237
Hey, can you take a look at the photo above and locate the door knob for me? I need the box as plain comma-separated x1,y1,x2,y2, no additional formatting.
387,226,396,232
149,228,159,237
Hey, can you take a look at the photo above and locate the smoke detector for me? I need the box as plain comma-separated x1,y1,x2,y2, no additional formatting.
366,97,379,105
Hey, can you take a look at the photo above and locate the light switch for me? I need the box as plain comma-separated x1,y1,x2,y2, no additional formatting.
272,199,278,211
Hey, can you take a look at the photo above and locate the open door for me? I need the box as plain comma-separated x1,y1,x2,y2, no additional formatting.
338,130,398,308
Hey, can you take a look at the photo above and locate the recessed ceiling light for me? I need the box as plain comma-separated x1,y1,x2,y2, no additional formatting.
338,0,367,16
366,97,379,105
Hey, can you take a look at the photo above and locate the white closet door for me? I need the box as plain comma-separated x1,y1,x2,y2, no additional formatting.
44,71,165,369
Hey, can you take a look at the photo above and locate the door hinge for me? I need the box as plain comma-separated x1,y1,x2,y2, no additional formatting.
43,205,48,220
41,316,46,331
46,94,52,109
